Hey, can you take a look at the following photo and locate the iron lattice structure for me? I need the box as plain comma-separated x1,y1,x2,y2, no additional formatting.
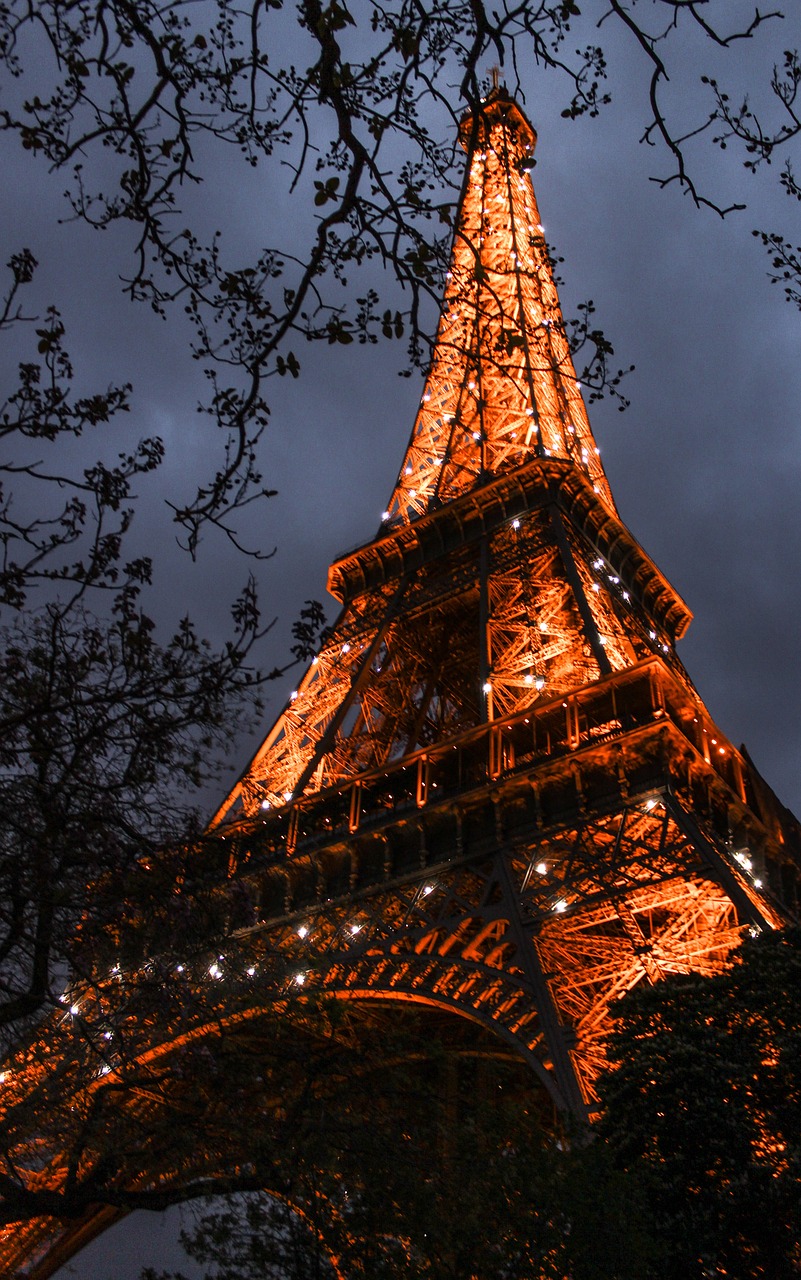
208,91,795,1112
2,89,800,1277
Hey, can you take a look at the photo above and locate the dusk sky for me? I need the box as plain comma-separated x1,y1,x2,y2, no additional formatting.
1,1,798,1274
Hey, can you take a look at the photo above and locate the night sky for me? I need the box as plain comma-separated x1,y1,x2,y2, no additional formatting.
2,3,798,1276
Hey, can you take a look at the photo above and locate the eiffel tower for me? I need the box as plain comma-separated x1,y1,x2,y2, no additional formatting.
3,86,800,1277
207,85,796,1111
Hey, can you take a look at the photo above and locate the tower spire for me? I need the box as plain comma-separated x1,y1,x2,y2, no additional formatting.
384,89,615,527
215,92,691,821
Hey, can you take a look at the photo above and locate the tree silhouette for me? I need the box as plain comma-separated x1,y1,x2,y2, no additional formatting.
600,927,801,1280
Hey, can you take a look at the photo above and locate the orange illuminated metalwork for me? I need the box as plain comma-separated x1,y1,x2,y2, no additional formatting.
385,99,614,520
210,89,797,1112
2,88,799,1278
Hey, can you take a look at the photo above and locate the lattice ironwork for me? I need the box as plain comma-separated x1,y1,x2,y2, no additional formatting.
383,95,614,520
232,784,781,1113
225,483,690,821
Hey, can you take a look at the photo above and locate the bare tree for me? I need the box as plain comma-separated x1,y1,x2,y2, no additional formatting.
0,249,324,1065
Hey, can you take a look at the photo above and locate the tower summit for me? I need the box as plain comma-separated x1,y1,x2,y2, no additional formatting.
385,89,615,523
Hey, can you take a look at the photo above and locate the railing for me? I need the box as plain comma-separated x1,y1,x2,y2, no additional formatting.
228,658,749,866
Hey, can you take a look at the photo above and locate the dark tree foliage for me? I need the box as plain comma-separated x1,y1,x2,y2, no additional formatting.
710,46,801,308
140,1018,657,1280
599,926,801,1280
0,249,143,608
119,929,801,1280
0,249,324,1069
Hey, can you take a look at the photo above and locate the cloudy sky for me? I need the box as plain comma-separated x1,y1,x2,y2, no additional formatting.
1,1,798,1275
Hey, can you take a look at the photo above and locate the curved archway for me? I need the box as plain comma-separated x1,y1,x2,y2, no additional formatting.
3,987,554,1279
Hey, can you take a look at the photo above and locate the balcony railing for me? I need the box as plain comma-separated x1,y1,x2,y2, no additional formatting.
227,658,749,867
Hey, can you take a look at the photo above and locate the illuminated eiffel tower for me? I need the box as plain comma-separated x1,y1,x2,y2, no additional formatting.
3,86,800,1277
207,86,796,1112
